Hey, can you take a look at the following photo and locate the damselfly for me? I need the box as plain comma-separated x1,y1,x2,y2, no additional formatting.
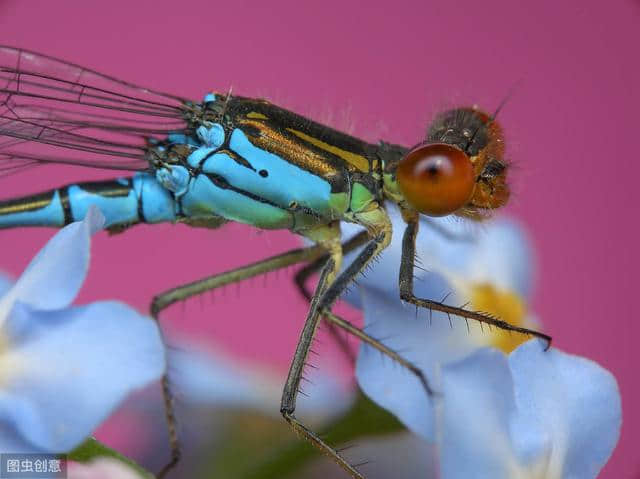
0,46,550,478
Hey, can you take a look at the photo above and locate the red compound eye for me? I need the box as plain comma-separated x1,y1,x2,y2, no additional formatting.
397,143,475,216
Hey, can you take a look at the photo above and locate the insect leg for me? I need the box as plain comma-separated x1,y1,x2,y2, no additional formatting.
281,211,392,479
293,229,370,301
152,243,329,316
282,248,365,477
322,310,434,395
398,211,552,348
294,230,370,363
151,242,333,478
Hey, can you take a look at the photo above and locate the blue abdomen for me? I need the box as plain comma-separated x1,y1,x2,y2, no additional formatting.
0,173,177,229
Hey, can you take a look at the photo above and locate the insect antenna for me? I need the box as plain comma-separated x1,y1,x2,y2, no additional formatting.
490,79,523,121
463,80,522,154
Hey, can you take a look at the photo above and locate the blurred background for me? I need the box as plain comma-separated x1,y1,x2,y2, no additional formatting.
0,0,638,477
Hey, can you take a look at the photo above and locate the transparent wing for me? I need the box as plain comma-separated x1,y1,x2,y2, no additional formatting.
0,46,196,173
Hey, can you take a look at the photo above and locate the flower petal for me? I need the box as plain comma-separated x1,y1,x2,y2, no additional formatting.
465,219,534,299
355,287,478,441
168,346,272,409
0,300,164,452
439,348,518,479
0,422,40,453
169,343,355,424
3,206,105,311
508,340,621,479
439,341,621,479
0,272,12,297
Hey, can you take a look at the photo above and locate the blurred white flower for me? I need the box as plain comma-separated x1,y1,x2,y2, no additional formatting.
168,339,355,426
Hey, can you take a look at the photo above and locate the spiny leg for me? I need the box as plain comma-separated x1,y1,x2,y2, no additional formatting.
281,211,392,479
152,243,330,315
152,242,334,478
283,252,367,478
294,230,370,301
398,211,552,348
322,310,434,395
294,230,370,363
156,375,180,478
298,228,434,393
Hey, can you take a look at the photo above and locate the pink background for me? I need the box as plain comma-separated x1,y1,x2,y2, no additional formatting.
1,0,638,476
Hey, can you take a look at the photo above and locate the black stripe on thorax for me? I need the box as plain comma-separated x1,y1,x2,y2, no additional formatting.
232,98,376,154
202,172,283,209
227,97,379,175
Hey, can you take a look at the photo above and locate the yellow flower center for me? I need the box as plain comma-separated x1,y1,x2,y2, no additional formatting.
469,283,532,353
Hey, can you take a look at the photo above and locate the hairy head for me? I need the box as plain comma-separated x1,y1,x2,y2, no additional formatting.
381,107,509,219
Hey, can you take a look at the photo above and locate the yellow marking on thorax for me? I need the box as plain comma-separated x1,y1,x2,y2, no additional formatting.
236,119,339,177
286,128,371,172
246,111,269,120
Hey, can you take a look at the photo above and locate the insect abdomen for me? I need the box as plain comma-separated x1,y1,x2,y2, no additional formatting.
0,173,177,229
